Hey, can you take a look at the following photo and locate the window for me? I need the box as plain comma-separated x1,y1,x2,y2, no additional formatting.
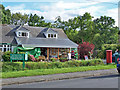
0,44,11,52
51,34,53,38
48,34,57,38
18,32,28,37
18,32,21,36
48,34,50,38
22,32,27,36
54,34,56,37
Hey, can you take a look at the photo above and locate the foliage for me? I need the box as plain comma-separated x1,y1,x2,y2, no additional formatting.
28,13,51,27
11,12,28,25
93,16,119,49
53,14,119,50
78,40,95,59
2,59,103,72
0,50,3,60
97,44,120,59
1,4,11,24
59,58,68,62
2,62,22,72
2,51,12,61
50,58,58,62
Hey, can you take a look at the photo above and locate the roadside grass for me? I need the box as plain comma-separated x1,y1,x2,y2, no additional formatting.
2,64,116,78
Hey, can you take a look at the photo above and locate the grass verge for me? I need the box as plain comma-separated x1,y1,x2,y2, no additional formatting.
2,64,116,78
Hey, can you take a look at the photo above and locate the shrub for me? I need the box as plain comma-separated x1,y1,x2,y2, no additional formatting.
50,58,58,62
2,62,22,72
2,51,12,62
59,58,68,62
78,40,95,59
2,59,103,72
0,50,3,60
97,44,120,59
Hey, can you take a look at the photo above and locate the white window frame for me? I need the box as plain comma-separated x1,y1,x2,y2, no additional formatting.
0,44,11,52
47,34,57,38
17,31,29,38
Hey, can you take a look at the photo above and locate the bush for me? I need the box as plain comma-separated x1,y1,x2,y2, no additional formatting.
2,62,22,72
0,50,3,60
59,58,68,62
2,59,104,72
50,58,58,62
78,41,95,59
2,51,12,62
97,44,120,59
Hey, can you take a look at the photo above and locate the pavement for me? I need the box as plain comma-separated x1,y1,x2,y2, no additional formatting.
3,74,119,88
2,68,119,86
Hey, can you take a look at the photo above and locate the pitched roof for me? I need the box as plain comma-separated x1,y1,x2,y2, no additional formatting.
1,25,16,44
23,25,67,39
16,37,78,48
1,25,75,47
43,28,58,34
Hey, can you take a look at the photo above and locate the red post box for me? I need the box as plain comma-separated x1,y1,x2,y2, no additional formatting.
106,50,112,64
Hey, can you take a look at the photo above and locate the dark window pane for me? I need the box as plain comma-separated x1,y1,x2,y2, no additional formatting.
48,34,50,37
4,48,6,52
51,34,53,38
54,34,56,37
19,32,21,36
22,32,24,36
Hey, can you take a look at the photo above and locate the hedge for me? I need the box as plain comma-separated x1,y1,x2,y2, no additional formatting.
2,59,103,72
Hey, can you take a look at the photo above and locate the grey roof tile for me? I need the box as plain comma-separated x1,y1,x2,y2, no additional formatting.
1,25,76,48
17,37,78,48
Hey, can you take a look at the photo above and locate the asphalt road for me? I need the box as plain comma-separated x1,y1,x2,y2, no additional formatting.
2,74,120,88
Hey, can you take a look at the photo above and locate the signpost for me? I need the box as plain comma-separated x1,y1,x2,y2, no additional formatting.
10,53,28,70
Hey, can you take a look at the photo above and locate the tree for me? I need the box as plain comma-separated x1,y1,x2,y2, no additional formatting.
53,12,94,44
11,12,28,25
78,40,95,59
28,14,51,27
93,16,119,49
0,4,11,24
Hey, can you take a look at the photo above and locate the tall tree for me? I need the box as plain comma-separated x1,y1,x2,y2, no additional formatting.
93,16,119,49
0,4,11,24
11,12,28,25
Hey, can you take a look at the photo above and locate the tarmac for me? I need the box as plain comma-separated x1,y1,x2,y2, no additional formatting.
2,68,119,86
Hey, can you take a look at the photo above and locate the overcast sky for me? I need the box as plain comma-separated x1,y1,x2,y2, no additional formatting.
1,0,120,26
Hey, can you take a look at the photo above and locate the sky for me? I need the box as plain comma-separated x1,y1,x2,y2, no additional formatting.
1,0,120,26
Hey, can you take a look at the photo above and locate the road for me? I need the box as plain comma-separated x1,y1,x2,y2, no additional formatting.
2,74,119,88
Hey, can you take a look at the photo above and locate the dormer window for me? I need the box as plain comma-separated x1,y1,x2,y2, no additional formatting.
43,28,58,38
47,34,57,38
17,31,29,38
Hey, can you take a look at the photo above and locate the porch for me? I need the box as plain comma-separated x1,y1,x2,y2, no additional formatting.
16,46,77,61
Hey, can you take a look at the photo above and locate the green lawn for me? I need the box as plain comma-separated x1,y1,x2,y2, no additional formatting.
2,64,116,78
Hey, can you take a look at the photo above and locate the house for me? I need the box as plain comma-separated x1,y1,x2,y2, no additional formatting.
0,25,78,60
